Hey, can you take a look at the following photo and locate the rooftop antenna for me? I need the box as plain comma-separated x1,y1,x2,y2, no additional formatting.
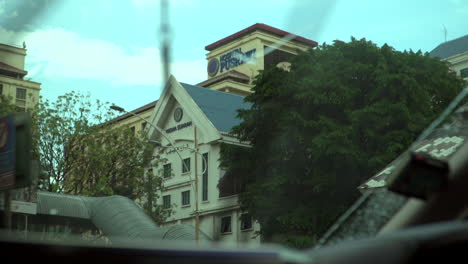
443,24,447,42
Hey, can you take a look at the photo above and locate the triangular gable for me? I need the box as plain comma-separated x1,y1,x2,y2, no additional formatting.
147,76,221,146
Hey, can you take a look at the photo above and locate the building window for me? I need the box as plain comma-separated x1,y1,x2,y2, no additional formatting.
461,68,468,78
163,163,171,178
162,195,171,209
130,126,135,135
182,158,190,173
181,190,190,206
202,153,208,201
16,87,26,109
0,84,3,95
16,87,26,99
240,214,253,231
221,216,232,234
142,122,147,131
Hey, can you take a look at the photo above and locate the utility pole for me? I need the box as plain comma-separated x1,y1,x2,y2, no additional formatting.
194,126,200,242
3,190,11,230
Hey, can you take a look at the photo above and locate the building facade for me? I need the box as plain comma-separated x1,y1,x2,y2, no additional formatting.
107,100,157,136
142,24,317,244
0,43,41,111
198,23,317,96
147,76,257,244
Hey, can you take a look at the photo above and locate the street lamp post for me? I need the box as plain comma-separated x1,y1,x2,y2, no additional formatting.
110,104,203,241
109,105,183,160
194,126,200,242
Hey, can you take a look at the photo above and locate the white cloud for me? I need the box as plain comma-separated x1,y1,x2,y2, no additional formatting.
0,27,206,86
172,59,206,83
0,0,5,16
456,5,468,14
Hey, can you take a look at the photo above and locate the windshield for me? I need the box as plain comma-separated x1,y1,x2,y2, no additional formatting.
0,0,468,254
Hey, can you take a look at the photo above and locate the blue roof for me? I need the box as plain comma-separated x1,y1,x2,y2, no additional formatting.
430,35,468,59
180,83,252,132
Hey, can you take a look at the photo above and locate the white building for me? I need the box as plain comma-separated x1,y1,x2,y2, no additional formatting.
145,24,317,245
146,76,257,244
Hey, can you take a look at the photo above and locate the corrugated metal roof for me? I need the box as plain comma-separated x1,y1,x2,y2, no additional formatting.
36,191,210,242
430,35,468,59
163,224,204,240
181,83,252,133
37,191,91,219
88,195,167,240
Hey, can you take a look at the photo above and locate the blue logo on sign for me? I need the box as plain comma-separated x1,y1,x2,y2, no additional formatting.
207,58,220,77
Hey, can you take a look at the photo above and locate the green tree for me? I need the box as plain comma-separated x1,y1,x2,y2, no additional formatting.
220,38,466,248
30,91,169,224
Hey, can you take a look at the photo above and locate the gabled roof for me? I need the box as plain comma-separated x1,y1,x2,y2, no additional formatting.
180,83,252,133
205,23,318,51
430,35,468,59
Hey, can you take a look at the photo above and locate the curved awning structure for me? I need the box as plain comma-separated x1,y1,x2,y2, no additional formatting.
36,191,210,242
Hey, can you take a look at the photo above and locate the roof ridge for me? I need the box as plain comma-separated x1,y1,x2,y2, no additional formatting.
205,23,317,51
444,34,468,44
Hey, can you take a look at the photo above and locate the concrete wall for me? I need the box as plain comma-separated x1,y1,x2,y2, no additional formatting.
109,107,153,137
0,76,40,110
0,43,26,70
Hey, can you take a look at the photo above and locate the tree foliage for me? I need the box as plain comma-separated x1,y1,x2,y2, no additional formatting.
0,95,27,115
1,91,170,224
220,38,466,248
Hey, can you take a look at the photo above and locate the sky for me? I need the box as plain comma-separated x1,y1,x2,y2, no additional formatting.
1,0,467,112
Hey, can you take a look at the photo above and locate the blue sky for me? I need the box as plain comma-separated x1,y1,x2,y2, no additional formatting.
1,0,468,112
